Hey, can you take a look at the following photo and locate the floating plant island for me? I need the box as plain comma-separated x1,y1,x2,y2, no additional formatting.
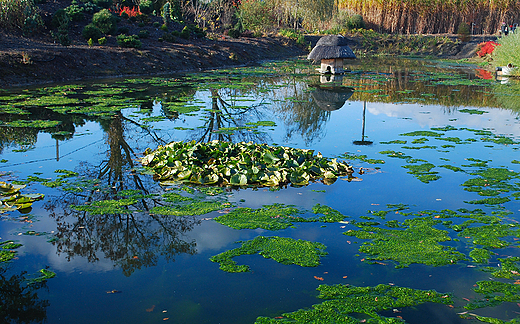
141,140,354,187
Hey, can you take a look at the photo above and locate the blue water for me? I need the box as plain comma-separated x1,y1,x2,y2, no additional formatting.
1,58,519,323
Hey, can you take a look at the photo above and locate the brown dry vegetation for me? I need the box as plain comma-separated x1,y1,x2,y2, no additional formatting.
339,0,520,34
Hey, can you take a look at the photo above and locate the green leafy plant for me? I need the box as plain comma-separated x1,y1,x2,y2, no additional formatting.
141,141,354,187
116,34,142,48
92,9,117,34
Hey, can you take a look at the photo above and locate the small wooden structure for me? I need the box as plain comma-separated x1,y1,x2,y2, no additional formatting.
307,35,356,74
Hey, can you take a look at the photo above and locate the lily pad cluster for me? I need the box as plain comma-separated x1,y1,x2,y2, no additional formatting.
256,283,452,323
210,236,327,272
0,241,22,263
141,140,354,187
0,181,44,213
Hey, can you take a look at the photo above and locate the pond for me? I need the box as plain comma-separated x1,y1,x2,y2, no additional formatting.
1,57,520,324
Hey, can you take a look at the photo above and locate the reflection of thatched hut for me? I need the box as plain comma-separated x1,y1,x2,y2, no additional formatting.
311,87,354,111
307,35,356,74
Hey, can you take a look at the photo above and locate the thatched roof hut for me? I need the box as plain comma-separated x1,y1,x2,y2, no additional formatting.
307,35,356,74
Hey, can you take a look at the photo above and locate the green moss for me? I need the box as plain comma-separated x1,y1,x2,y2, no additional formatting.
459,108,487,115
339,153,385,164
214,204,304,230
379,140,407,144
142,141,354,187
440,165,464,172
400,130,444,137
312,204,347,222
344,217,467,268
466,280,520,310
469,248,492,264
403,163,441,183
411,137,429,144
210,236,327,272
151,200,229,216
459,224,520,248
71,198,139,215
256,284,452,323
486,257,520,279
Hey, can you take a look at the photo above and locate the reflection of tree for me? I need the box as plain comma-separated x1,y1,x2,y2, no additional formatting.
192,89,270,143
0,268,49,324
44,111,198,277
271,78,333,146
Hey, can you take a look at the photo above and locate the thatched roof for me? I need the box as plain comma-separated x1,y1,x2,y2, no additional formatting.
307,35,356,62
311,87,354,111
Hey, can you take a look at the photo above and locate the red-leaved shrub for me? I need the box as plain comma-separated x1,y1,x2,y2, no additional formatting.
476,41,500,57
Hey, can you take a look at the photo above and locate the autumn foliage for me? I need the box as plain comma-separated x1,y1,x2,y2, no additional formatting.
476,41,500,57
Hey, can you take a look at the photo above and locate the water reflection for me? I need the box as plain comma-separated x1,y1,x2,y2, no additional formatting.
0,268,49,324
42,111,199,276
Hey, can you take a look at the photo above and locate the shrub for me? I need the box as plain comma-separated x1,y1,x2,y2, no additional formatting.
87,38,93,46
23,13,43,36
153,21,160,28
117,34,142,48
493,31,520,76
458,22,470,42
65,3,84,21
82,23,102,41
138,29,149,38
51,9,69,28
238,0,276,32
139,0,153,15
98,36,107,45
92,9,117,34
0,0,40,30
83,2,99,14
347,14,364,30
476,41,499,58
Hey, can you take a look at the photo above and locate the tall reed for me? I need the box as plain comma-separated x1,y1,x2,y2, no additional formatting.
338,0,520,34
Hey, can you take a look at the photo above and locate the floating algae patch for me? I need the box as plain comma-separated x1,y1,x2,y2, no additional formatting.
141,141,354,187
344,217,467,268
458,108,487,115
214,204,304,230
402,163,441,183
339,153,385,164
486,257,520,279
469,248,492,264
4,120,61,128
214,203,347,230
459,224,520,248
379,140,407,144
210,236,327,272
29,268,56,284
440,165,464,172
0,241,22,263
71,198,140,215
311,203,348,223
400,130,444,137
255,284,452,323
465,280,520,310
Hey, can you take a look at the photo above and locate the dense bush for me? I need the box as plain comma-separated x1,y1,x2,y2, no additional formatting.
138,29,150,38
92,9,117,34
347,14,364,30
493,32,520,76
82,23,102,41
139,0,153,15
117,34,142,48
0,0,41,31
238,0,276,32
65,2,85,22
457,22,470,42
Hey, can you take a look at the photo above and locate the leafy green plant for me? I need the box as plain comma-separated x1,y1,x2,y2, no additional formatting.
347,14,364,30
82,23,101,41
141,141,354,187
65,2,85,21
0,0,40,31
116,34,142,48
139,0,153,15
98,36,106,45
92,8,117,34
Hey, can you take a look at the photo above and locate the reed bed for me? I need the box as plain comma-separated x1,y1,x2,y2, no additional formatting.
338,0,520,34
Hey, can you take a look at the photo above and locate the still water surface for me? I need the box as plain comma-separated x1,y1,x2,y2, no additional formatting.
1,58,519,323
